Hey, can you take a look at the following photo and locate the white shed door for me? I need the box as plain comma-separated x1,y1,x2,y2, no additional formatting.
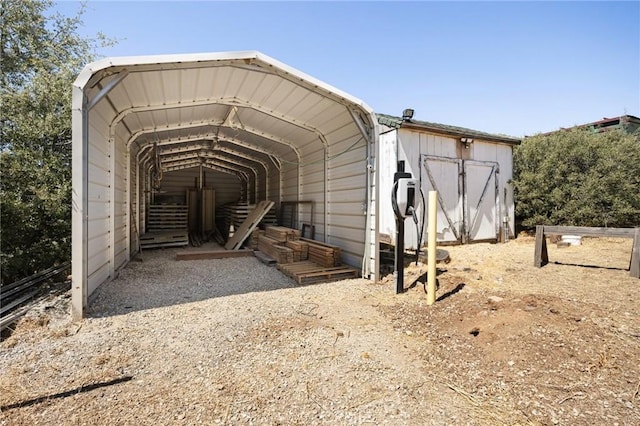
423,156,500,244
422,156,463,243
464,160,499,242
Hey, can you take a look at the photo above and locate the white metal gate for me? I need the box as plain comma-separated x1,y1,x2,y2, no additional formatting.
423,156,500,243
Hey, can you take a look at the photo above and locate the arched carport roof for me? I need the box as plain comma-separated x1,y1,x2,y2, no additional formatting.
73,51,377,169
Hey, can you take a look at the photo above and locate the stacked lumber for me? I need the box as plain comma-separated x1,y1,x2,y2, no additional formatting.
257,235,294,264
251,225,356,285
301,238,342,267
278,261,358,285
265,226,301,243
285,240,308,262
147,204,188,231
249,229,264,250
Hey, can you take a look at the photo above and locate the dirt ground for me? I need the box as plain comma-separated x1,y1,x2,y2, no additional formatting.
1,235,638,425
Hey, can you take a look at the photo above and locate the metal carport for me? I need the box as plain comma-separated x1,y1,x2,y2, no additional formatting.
72,51,379,319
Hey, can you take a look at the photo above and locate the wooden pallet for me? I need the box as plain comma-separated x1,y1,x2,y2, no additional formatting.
278,261,359,285
140,230,189,248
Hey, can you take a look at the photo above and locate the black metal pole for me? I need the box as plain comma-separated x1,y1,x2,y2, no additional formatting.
395,216,404,294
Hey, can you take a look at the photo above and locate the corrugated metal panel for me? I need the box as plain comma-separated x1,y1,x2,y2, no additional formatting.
159,167,242,206
114,141,128,271
86,109,111,294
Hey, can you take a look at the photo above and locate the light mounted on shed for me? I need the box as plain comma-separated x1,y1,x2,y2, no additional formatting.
402,108,414,121
461,137,474,149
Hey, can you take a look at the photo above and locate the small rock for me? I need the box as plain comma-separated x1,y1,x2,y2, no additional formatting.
488,296,504,304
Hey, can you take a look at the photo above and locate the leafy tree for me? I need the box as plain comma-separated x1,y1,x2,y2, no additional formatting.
513,128,640,229
1,0,111,284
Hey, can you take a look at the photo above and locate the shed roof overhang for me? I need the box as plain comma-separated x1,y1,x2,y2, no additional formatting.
377,113,521,145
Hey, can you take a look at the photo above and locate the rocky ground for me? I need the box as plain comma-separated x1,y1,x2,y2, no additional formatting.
1,235,638,425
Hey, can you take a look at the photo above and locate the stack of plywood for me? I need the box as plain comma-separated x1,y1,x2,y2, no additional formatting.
257,234,294,264
301,238,342,267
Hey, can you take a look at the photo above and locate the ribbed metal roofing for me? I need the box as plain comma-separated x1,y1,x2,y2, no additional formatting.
74,52,377,173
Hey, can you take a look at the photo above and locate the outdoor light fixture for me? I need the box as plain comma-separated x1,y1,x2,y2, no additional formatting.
461,137,474,149
402,108,414,121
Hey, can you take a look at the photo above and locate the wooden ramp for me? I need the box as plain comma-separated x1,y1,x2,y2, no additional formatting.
225,200,275,250
278,261,359,285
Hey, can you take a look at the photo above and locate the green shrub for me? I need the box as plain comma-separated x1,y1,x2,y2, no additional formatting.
513,128,640,229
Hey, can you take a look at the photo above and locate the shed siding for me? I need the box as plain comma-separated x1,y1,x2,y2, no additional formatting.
379,127,516,249
378,130,398,245
472,141,515,237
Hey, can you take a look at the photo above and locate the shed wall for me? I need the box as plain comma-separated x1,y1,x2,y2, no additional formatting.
379,128,516,248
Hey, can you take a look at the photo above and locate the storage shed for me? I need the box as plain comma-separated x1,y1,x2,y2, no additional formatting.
377,114,521,249
71,51,379,318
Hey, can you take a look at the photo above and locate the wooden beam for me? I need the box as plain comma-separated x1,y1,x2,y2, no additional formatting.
225,200,275,250
631,228,640,278
175,250,254,261
540,226,636,238
534,225,639,278
534,225,548,268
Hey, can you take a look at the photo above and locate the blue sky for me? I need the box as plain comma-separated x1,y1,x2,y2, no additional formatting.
53,1,639,137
